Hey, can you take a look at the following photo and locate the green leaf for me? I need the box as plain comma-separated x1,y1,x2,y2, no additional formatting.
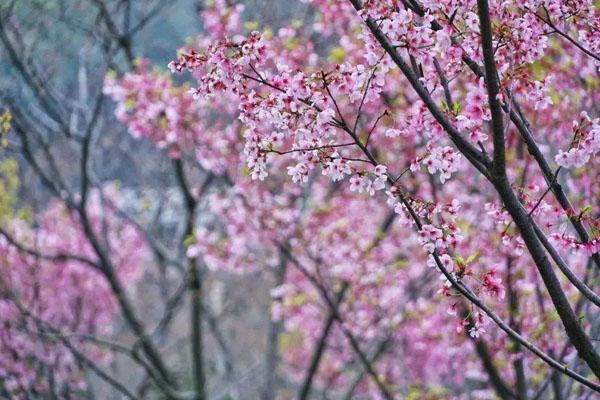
581,204,593,215
452,102,462,113
183,232,196,247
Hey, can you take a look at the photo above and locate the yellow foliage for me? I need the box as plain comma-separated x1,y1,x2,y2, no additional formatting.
1,110,11,148
0,159,20,223
262,28,273,40
328,46,346,63
284,292,307,307
278,328,304,353
406,384,450,400
284,37,300,51
244,21,260,31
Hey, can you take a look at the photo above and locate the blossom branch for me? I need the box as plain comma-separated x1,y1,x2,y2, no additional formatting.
298,283,348,400
279,244,394,399
10,299,138,400
342,338,390,400
295,22,600,381
477,0,600,378
465,57,600,272
0,225,99,269
267,142,356,156
468,323,518,399
347,0,493,180
532,222,600,308
533,7,600,63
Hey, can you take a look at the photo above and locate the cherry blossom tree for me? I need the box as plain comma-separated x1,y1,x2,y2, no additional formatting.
153,0,600,397
2,0,600,399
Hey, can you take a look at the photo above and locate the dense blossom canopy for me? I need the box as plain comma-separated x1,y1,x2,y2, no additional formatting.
101,0,600,398
101,0,600,397
0,188,145,397
3,0,597,398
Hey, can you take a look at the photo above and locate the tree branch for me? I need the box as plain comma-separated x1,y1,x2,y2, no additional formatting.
298,283,348,400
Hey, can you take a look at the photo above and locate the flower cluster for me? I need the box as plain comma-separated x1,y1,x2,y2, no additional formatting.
348,164,387,195
420,144,462,183
551,233,600,256
555,112,600,168
104,62,242,174
169,31,267,97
